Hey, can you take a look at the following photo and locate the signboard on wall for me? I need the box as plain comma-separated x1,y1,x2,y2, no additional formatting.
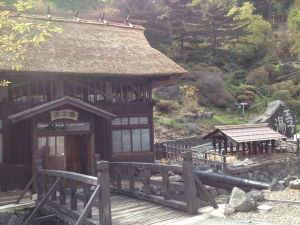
51,110,78,121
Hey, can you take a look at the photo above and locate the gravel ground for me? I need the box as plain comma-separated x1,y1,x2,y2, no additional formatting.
230,189,300,225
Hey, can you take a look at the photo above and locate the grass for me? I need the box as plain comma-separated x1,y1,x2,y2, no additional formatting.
297,124,300,134
156,117,184,129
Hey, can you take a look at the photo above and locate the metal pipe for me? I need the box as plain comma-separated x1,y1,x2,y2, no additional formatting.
194,170,270,191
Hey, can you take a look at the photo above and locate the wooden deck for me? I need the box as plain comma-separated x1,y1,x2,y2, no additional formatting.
44,193,198,225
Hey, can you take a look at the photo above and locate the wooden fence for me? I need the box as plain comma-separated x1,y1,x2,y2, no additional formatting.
21,160,112,225
162,143,228,171
110,152,217,214
0,164,32,192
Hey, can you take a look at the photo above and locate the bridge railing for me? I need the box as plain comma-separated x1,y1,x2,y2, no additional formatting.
21,160,112,225
110,152,217,214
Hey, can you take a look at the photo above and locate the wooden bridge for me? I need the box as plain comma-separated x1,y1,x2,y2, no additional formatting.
16,152,218,225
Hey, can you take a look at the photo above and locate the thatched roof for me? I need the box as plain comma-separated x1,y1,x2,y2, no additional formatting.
0,15,187,80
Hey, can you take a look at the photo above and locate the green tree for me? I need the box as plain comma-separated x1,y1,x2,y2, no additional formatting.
0,0,62,73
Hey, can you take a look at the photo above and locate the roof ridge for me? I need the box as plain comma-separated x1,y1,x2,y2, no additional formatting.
6,10,145,30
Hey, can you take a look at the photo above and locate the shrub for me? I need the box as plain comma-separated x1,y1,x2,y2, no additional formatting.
216,98,228,108
271,90,292,102
236,95,249,102
246,68,270,87
244,91,256,101
156,100,175,113
269,81,296,96
233,70,247,81
287,100,300,118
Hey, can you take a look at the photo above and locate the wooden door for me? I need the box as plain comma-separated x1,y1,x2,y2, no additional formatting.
66,135,90,174
37,136,65,170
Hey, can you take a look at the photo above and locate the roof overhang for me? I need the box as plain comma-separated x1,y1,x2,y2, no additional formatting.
8,96,116,123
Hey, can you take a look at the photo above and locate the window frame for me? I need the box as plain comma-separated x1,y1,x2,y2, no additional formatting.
112,115,152,154
0,119,3,164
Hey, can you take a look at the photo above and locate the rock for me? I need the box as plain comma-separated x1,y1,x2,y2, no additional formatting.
248,190,265,202
284,175,298,187
176,118,189,123
224,206,235,216
154,86,180,100
169,175,182,182
186,124,199,134
289,179,300,190
269,177,286,191
248,100,296,138
215,195,230,204
7,215,22,225
205,186,218,198
229,187,256,212
0,212,12,224
217,188,230,196
258,205,273,211
15,210,31,221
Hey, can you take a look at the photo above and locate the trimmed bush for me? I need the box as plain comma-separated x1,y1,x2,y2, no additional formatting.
156,100,175,113
236,95,249,102
287,100,300,117
246,68,270,87
244,91,256,101
271,90,292,102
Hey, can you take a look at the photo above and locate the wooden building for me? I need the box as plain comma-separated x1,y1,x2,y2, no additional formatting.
203,124,286,159
0,14,187,188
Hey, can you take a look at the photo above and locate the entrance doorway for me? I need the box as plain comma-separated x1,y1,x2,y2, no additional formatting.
37,134,90,174
66,135,90,174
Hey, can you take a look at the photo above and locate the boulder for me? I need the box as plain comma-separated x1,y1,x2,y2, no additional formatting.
205,186,218,198
0,212,12,225
154,86,180,100
248,190,265,202
7,215,22,225
169,175,182,182
284,175,298,187
269,177,286,191
224,206,236,216
248,100,296,138
289,179,300,190
229,187,256,212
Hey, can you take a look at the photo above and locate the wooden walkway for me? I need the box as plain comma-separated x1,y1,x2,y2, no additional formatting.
44,193,197,225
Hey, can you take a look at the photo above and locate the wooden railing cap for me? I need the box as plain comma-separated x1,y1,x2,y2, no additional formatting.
97,161,109,171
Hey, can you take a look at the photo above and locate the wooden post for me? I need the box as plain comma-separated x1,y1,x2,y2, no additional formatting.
297,138,299,155
182,152,197,214
230,142,233,155
259,142,264,154
144,170,151,195
253,142,257,155
224,139,228,155
70,180,77,210
105,81,112,103
94,154,100,176
218,141,222,155
51,176,57,201
59,179,66,205
236,144,240,158
247,142,252,156
242,143,246,157
161,171,171,200
36,159,43,201
271,140,275,153
128,168,135,192
97,161,112,225
83,184,92,218
265,141,269,154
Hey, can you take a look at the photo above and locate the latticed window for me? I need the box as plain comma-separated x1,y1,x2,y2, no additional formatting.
112,116,151,154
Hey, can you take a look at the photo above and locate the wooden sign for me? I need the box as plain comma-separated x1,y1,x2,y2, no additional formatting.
51,110,78,121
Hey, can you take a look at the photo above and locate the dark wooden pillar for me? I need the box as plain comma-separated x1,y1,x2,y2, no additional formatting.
242,143,246,157
56,80,64,98
0,86,8,101
105,81,112,103
253,142,257,155
271,140,275,153
224,139,228,155
247,142,251,156
297,138,299,155
218,141,222,155
230,142,233,155
236,144,240,157
259,142,264,154
265,141,269,154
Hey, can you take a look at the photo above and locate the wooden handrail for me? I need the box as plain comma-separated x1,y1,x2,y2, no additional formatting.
38,169,97,186
110,162,183,172
15,173,36,204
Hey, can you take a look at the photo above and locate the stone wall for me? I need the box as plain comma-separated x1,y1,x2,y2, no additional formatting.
226,156,300,183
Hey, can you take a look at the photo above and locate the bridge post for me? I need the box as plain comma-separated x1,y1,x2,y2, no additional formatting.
94,154,101,176
182,152,198,214
97,161,112,225
36,159,43,201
